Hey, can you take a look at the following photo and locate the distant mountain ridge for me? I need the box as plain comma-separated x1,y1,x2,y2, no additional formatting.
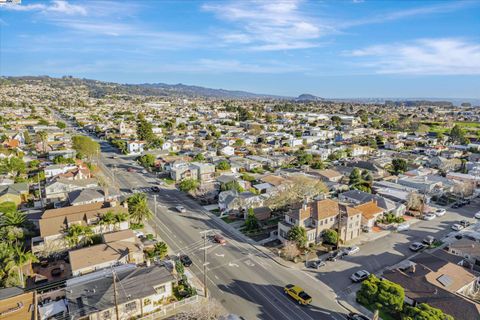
295,93,324,101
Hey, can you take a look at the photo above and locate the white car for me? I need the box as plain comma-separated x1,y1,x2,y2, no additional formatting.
396,223,410,232
423,213,436,221
350,270,370,282
342,246,360,255
451,224,465,231
176,206,186,213
434,209,446,217
474,211,480,219
134,231,145,238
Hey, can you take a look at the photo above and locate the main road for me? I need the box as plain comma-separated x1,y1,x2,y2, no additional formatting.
62,122,350,319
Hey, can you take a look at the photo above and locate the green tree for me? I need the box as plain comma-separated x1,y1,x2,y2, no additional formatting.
9,246,38,287
356,275,404,315
331,116,342,126
310,160,325,170
322,229,338,245
392,158,408,174
0,202,17,214
179,178,199,192
138,153,155,168
137,117,155,142
233,139,245,147
245,208,259,231
127,193,153,224
0,210,26,228
72,136,100,160
349,168,362,186
56,121,66,129
216,160,231,171
450,124,468,144
287,226,307,248
295,150,313,166
175,259,185,276
149,241,168,260
221,180,244,192
0,157,26,177
193,153,205,162
404,303,454,320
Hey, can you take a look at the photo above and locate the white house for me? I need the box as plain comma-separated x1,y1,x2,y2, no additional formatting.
221,146,235,156
127,141,146,155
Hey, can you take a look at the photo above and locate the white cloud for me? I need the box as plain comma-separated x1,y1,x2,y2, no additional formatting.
0,1,86,15
348,38,480,75
202,0,330,51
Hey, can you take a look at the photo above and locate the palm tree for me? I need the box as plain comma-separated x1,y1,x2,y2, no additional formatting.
127,193,153,224
10,245,38,287
35,131,49,153
1,210,26,228
64,224,94,248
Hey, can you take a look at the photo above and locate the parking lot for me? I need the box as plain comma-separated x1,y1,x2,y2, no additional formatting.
307,198,480,294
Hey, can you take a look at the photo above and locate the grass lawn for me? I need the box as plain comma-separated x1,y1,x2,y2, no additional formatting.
221,216,237,224
162,178,176,185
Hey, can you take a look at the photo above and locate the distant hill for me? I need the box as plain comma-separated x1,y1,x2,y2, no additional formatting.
1,76,285,99
295,93,323,102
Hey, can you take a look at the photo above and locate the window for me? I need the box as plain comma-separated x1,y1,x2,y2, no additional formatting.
330,217,334,222
154,285,166,294
124,301,137,313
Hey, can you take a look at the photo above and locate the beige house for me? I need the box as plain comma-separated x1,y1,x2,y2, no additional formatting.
32,202,130,255
69,230,144,276
278,199,362,245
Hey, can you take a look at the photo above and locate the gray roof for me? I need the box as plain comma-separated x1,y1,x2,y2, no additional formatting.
0,182,29,196
67,266,175,319
341,189,397,211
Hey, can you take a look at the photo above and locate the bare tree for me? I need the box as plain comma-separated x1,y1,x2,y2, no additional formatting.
452,181,475,197
173,298,226,320
282,241,301,261
266,174,327,209
406,192,423,211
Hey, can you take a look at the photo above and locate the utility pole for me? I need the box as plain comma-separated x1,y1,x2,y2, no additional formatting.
37,172,43,208
112,269,120,320
199,230,211,298
153,194,157,216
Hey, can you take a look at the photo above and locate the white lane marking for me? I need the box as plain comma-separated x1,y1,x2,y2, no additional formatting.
244,260,255,267
214,275,219,280
228,262,239,267
215,253,225,257
199,245,213,251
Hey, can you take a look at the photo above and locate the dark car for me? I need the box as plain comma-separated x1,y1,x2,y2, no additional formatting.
347,313,370,320
151,186,160,192
460,220,471,228
422,235,436,246
327,250,346,262
305,260,326,269
179,254,193,267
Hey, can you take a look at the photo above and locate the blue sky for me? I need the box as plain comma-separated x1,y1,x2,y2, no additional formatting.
1,0,480,98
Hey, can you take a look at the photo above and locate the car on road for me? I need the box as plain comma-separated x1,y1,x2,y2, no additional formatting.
423,213,436,221
283,284,312,305
175,206,186,213
213,234,227,245
347,313,370,320
134,231,145,239
434,208,446,217
305,260,326,269
127,168,135,173
460,220,471,228
422,235,436,246
141,169,148,174
451,223,464,231
179,254,193,267
409,242,427,252
342,246,360,255
326,250,346,261
151,186,160,192
475,211,480,219
396,223,410,232
350,270,370,283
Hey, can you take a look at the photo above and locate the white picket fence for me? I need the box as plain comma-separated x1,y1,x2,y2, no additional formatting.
138,295,200,319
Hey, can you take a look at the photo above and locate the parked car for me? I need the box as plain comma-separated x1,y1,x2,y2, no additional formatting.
396,223,410,232
127,167,135,172
284,284,312,305
475,211,480,219
342,246,360,255
214,234,227,245
347,313,370,320
134,231,145,239
422,235,435,246
423,213,436,221
460,220,471,228
179,254,193,267
350,270,370,283
151,186,160,192
305,260,326,269
176,206,186,213
434,209,446,217
409,242,426,252
451,224,464,231
327,250,346,261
